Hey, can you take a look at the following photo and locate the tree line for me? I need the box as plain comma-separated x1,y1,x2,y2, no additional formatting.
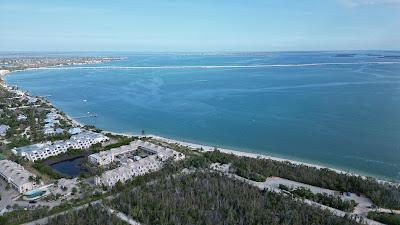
107,172,361,225
204,150,400,209
46,204,129,225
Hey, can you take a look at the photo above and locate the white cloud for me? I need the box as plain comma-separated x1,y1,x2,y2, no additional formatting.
340,0,400,7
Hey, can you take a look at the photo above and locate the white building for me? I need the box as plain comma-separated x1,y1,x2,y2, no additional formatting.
89,140,185,166
0,160,38,193
13,131,109,161
27,96,38,104
44,128,55,135
46,112,59,120
68,127,82,135
94,156,162,187
43,112,60,135
0,124,9,136
17,114,27,121
93,140,185,187
89,141,140,166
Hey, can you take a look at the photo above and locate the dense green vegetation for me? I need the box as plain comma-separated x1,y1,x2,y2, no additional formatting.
47,205,128,225
107,172,360,225
0,205,50,225
285,186,357,212
367,212,400,225
204,150,400,209
0,191,107,225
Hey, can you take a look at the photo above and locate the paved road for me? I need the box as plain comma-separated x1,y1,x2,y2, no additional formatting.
376,208,400,215
263,176,377,217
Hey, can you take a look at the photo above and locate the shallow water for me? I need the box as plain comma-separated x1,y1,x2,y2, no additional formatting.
5,51,400,180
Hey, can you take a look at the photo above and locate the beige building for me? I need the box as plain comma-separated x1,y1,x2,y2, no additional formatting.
93,140,185,187
94,156,162,187
89,140,185,166
0,160,38,193
13,131,109,161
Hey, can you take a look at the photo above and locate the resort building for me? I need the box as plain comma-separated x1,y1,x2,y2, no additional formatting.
43,111,60,135
89,140,185,166
94,156,162,187
12,131,109,161
89,141,140,166
44,128,55,135
93,140,185,187
0,160,39,193
68,127,82,135
55,128,64,134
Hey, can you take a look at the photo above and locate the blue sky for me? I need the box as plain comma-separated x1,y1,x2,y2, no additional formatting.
0,0,399,51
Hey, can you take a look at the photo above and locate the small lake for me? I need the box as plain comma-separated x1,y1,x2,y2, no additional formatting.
50,156,86,177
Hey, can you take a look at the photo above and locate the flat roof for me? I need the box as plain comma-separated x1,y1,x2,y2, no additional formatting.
0,160,35,187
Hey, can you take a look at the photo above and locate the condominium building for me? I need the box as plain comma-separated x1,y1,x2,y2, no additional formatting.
89,140,185,166
12,131,109,161
0,160,38,193
94,156,162,187
0,124,9,136
89,141,140,166
93,140,185,187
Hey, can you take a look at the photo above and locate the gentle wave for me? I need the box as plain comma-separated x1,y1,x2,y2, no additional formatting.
30,61,400,70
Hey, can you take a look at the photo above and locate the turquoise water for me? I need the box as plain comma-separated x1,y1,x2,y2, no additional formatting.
5,52,400,181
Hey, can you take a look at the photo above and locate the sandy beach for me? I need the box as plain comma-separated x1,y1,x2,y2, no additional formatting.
99,130,356,177
146,134,400,186
147,135,352,174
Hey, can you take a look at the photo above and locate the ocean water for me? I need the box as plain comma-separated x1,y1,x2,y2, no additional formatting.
5,52,400,181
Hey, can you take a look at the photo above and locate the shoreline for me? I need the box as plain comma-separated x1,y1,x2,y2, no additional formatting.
103,130,395,184
2,68,398,185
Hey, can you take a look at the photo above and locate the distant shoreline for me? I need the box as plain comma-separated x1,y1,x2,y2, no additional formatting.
2,67,398,185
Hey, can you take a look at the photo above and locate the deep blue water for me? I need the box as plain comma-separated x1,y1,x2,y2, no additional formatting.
5,52,400,181
50,157,85,177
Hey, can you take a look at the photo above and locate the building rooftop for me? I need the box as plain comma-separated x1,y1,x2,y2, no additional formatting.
0,124,10,136
0,160,36,188
13,131,108,158
46,112,59,120
71,131,106,142
68,127,82,135
17,114,27,121
55,128,64,134
101,156,162,182
13,142,52,155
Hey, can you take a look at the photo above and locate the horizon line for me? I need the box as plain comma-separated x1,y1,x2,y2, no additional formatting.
1,49,400,54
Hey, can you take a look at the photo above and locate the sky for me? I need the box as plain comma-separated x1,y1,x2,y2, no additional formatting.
0,0,399,51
